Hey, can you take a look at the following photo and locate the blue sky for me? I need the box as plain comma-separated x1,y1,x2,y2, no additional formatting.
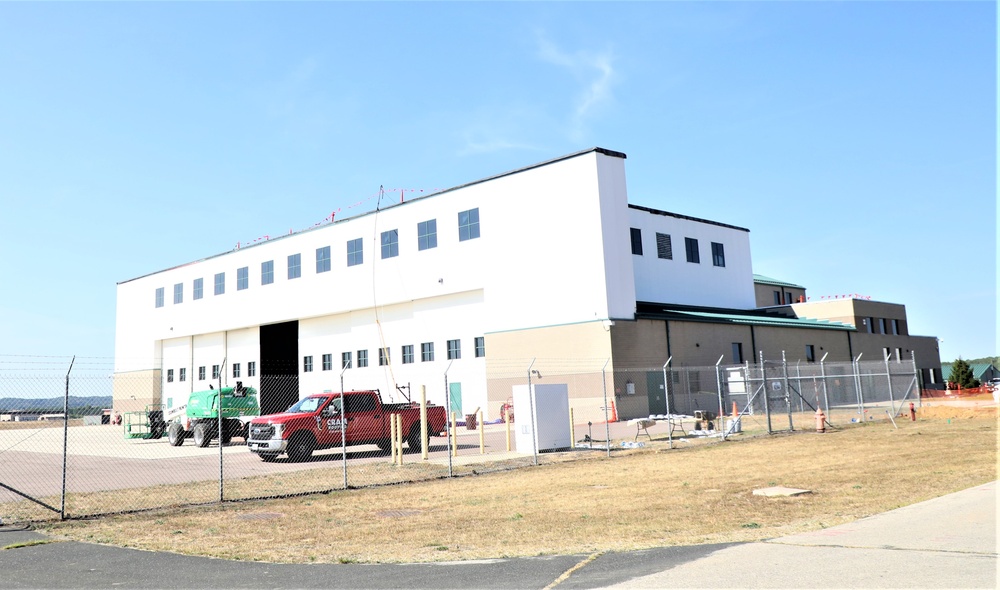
0,2,995,367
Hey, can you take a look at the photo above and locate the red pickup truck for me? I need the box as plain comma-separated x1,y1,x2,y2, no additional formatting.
246,390,448,462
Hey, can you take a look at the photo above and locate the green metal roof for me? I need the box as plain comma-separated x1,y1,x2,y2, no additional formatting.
753,274,806,289
940,363,998,381
641,307,853,331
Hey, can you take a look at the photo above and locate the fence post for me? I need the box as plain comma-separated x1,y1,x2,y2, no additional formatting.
854,353,865,420
444,361,454,477
217,358,226,503
760,351,772,434
662,356,672,449
60,356,75,520
911,351,922,408
340,360,350,489
884,352,895,415
782,351,793,431
527,359,538,466
715,356,725,441
819,352,831,425
601,358,611,458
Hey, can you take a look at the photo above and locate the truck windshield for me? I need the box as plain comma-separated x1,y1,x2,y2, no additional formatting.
286,397,326,413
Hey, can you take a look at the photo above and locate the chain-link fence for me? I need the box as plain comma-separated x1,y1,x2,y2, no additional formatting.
0,352,921,525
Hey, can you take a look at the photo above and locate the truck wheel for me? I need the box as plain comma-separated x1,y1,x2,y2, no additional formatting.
287,433,315,462
220,420,234,445
168,423,185,447
193,423,212,448
259,453,279,463
376,438,392,452
406,423,423,452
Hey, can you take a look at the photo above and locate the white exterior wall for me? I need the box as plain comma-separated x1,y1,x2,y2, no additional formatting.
114,149,633,414
628,208,755,309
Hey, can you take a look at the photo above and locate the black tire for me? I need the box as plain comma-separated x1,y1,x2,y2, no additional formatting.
168,423,185,447
193,423,212,448
149,424,164,439
406,423,423,452
259,453,279,463
287,432,315,462
221,420,234,445
376,438,392,452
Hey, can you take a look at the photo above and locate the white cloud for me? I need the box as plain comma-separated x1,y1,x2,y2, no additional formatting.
536,34,616,140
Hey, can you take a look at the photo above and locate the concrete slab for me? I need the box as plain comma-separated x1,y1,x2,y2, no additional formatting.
752,486,812,497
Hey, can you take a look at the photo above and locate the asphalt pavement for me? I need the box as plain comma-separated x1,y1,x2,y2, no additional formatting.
1,481,995,589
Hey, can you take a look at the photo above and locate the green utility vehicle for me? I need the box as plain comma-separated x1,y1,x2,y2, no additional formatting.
165,382,261,447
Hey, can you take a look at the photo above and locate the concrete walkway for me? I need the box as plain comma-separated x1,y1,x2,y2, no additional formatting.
599,480,997,589
1,481,995,589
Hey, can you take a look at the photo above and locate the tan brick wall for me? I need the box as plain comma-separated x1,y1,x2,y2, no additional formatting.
485,322,613,423
112,369,161,414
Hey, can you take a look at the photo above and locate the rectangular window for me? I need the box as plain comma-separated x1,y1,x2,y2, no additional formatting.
347,238,363,267
868,317,877,334
214,272,225,295
402,345,414,364
248,362,256,377
198,366,206,381
475,336,485,358
879,318,888,334
458,208,480,241
732,342,744,364
233,363,241,378
357,349,368,368
155,287,164,308
173,283,183,304
773,291,782,305
630,228,643,255
322,353,333,371
381,229,399,259
212,365,220,380
656,233,673,259
378,347,390,366
883,347,891,361
895,348,903,362
447,339,461,360
417,219,437,250
341,351,352,369
711,242,726,267
685,238,700,263
316,246,331,273
288,253,301,279
261,260,274,285
237,266,249,291
785,292,794,304
167,369,174,383
193,278,204,300
179,368,187,382
421,342,435,362
806,345,816,362
303,355,313,373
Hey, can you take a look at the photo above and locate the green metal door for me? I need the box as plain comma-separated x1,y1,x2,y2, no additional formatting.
449,382,463,417
647,371,667,415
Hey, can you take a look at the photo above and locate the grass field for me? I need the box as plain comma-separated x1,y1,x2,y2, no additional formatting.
38,404,997,564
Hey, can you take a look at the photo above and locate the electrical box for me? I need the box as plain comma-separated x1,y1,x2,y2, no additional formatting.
512,383,571,453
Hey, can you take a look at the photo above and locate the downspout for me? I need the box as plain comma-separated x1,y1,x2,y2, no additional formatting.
750,325,757,360
664,320,672,359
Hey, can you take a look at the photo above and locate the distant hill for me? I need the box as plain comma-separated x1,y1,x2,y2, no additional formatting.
0,396,112,413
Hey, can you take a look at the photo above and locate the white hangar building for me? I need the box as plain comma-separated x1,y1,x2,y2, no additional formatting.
113,147,941,422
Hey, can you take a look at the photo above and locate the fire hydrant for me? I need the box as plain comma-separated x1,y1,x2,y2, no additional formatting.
909,402,916,422
815,407,826,433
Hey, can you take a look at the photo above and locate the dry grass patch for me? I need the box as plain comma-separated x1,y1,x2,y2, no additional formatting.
41,412,997,564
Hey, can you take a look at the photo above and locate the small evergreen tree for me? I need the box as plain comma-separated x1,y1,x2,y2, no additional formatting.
948,359,979,388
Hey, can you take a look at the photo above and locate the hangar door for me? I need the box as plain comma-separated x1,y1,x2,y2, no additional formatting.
259,321,299,415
